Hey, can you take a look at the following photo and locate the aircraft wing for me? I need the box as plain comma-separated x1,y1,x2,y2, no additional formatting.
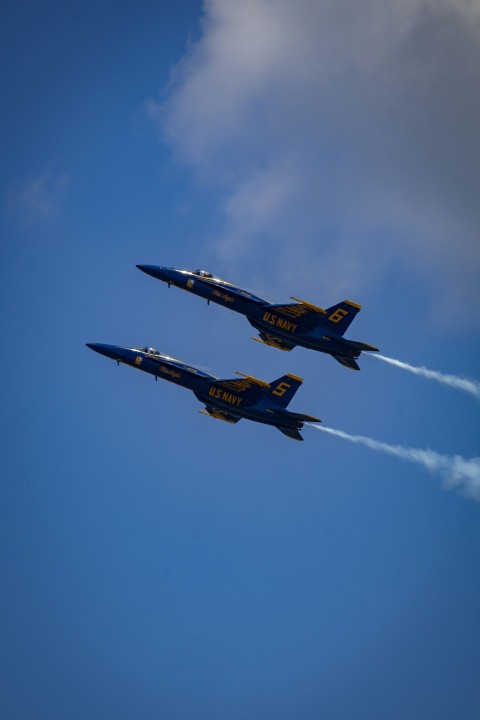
204,373,270,407
199,407,240,424
210,373,269,393
265,298,327,330
253,332,296,351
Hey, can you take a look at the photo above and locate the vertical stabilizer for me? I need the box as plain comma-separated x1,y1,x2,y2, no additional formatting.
320,300,361,336
267,374,303,408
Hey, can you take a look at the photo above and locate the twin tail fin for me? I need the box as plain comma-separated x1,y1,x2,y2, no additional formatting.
320,300,362,336
267,373,304,408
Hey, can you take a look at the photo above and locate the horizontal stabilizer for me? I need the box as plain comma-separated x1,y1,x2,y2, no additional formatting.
277,426,304,441
333,355,361,371
338,338,379,352
267,407,321,424
283,411,321,423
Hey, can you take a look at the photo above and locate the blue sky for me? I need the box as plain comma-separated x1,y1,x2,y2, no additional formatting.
2,1,480,718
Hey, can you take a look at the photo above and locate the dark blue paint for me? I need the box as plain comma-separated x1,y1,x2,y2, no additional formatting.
137,265,379,370
87,343,320,440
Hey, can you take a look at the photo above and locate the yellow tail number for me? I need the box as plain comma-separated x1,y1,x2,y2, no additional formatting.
328,308,349,323
272,381,291,397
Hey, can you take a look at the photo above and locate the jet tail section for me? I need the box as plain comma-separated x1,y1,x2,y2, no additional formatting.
267,374,303,409
333,355,361,371
284,411,321,423
277,426,304,441
319,300,362,336
338,338,379,352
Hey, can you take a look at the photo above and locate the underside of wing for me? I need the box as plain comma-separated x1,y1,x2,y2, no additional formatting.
253,333,296,352
199,407,240,424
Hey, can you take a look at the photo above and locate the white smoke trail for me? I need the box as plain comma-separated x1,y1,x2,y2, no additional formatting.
308,425,480,502
369,354,480,401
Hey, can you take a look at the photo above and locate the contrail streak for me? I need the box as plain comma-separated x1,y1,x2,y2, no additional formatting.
369,353,480,401
308,425,480,502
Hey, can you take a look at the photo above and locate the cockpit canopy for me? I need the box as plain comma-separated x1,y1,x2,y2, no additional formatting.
193,269,213,278
142,347,161,356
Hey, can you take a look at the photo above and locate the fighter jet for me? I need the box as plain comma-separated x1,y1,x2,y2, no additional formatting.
137,265,379,370
87,343,320,440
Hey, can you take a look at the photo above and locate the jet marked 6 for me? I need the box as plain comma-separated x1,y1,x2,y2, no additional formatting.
137,265,379,370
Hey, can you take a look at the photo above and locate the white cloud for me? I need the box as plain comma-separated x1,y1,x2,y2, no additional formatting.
9,165,70,223
151,0,480,319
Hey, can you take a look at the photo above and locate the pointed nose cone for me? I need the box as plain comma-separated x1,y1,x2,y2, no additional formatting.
136,264,153,273
137,264,162,278
86,343,121,360
136,264,177,283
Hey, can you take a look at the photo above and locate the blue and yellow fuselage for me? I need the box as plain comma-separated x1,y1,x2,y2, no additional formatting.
137,265,378,370
86,343,320,440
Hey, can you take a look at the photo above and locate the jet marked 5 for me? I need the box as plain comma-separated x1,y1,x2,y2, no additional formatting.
87,343,319,440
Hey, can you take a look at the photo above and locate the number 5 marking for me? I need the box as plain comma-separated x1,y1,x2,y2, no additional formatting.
272,381,291,397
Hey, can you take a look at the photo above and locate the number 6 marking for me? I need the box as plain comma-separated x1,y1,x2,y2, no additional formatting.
328,308,348,323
